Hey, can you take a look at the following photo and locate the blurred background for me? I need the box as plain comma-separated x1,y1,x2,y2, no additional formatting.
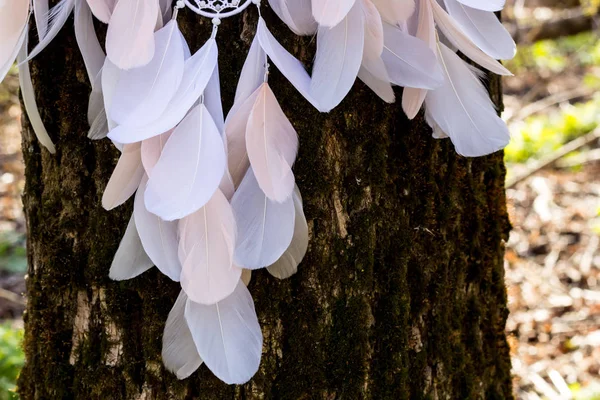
0,1,599,399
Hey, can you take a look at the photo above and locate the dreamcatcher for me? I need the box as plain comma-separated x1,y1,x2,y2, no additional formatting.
0,0,515,384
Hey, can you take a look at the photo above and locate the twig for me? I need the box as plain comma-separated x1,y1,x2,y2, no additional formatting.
0,287,25,306
507,127,600,188
506,87,595,124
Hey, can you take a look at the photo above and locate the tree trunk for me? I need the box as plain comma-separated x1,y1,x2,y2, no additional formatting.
17,7,513,400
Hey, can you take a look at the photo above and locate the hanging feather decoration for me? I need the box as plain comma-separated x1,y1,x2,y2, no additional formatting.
2,0,517,385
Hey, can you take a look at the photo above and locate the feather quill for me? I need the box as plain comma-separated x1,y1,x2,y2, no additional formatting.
25,0,75,62
145,104,226,220
185,281,263,385
246,83,297,202
34,0,49,39
109,215,154,281
232,169,295,269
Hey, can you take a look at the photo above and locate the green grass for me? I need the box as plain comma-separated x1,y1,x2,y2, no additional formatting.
0,323,24,400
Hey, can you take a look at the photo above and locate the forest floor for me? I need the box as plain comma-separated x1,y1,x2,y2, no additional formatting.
1,28,600,399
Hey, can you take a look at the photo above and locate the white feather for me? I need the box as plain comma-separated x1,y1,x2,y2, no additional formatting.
106,0,159,69
424,43,509,157
430,0,511,76
401,0,436,119
179,190,241,305
141,130,172,175
232,169,295,269
312,0,357,28
204,66,224,134
110,20,185,127
34,0,49,39
134,176,181,281
371,0,415,24
268,0,317,35
109,215,154,281
444,0,515,60
100,57,121,130
86,0,115,23
163,291,203,380
185,281,262,385
145,104,226,220
246,83,297,202
267,186,308,279
310,2,365,112
0,0,29,78
231,34,266,117
357,67,395,103
107,38,218,143
102,143,145,210
25,0,75,62
17,33,56,154
88,108,109,139
256,18,322,111
381,22,444,89
74,0,105,85
456,0,504,12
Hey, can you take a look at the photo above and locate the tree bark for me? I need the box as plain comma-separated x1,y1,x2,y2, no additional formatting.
17,7,513,400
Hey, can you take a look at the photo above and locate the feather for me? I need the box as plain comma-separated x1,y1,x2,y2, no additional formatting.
106,0,159,69
310,2,365,112
204,67,224,134
371,0,415,24
381,22,443,89
179,189,242,305
159,0,173,23
87,70,104,126
185,281,262,385
134,176,181,281
424,43,509,157
0,0,29,78
361,0,384,62
17,33,56,154
456,0,504,12
241,269,252,286
102,143,145,210
101,57,122,130
246,83,297,202
86,0,115,23
108,38,218,143
141,130,172,175
225,87,262,189
232,169,295,269
357,67,395,103
145,104,226,220
312,0,357,28
268,0,317,35
25,0,75,62
430,0,511,76
402,0,436,118
110,20,185,127
109,215,154,281
74,0,105,85
34,0,49,39
267,186,308,279
231,34,266,117
256,18,321,111
88,108,109,139
162,291,203,379
444,0,515,60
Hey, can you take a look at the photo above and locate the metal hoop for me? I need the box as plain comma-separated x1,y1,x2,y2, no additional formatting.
183,0,254,19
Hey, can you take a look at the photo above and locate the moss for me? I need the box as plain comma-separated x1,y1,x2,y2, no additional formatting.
18,4,513,400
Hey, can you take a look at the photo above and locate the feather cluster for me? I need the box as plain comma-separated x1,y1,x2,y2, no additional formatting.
0,0,515,385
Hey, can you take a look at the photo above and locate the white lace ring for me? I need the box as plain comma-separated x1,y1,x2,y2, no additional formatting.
183,0,254,19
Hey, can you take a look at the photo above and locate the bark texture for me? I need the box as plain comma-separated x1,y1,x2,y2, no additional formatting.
18,7,513,400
